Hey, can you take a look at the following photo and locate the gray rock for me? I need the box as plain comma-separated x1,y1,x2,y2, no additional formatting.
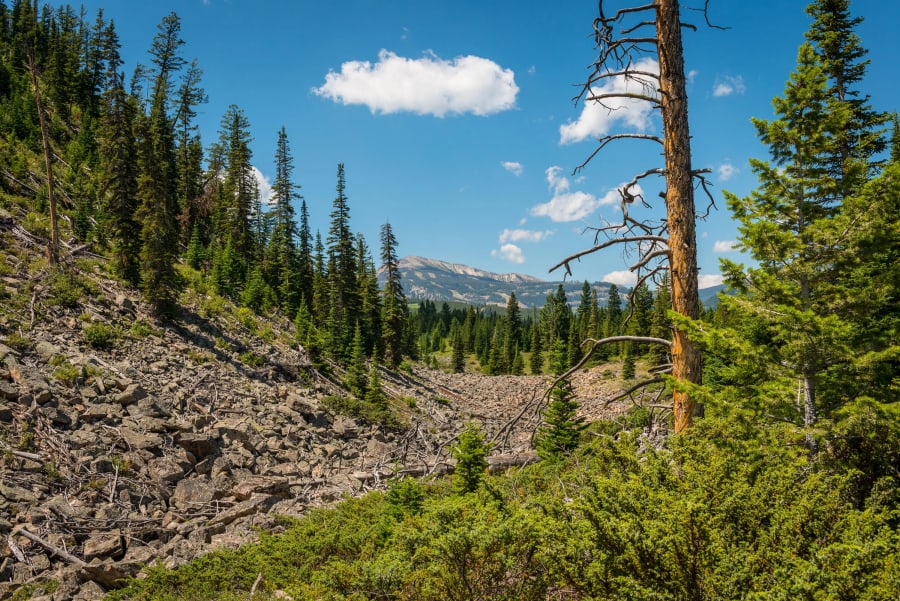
171,477,218,509
114,384,147,406
82,530,123,561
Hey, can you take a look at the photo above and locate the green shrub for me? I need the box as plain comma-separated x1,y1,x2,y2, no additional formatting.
239,351,263,367
129,320,158,339
82,322,115,349
321,394,403,429
51,363,82,385
4,332,30,352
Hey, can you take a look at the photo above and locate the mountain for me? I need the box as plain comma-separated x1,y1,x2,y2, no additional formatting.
380,256,728,309
380,256,617,308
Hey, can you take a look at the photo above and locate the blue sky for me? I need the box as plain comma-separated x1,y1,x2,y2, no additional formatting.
51,1,899,286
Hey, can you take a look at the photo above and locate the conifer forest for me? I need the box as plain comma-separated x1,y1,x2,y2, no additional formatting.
0,0,897,599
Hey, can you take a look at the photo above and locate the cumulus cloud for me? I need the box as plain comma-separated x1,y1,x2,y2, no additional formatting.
530,166,635,223
718,162,739,181
501,161,523,176
252,166,274,206
602,270,637,287
559,58,659,144
712,75,745,97
498,228,553,244
713,240,737,253
698,274,724,288
492,243,525,264
313,49,518,117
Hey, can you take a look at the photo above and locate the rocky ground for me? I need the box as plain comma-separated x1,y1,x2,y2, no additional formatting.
0,223,632,600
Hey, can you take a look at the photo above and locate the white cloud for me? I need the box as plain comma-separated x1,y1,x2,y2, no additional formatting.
718,162,738,181
559,57,659,144
602,270,637,287
713,240,737,253
698,274,724,288
252,166,274,206
530,166,635,223
492,243,525,264
712,75,745,97
313,49,518,117
501,161,523,176
687,69,698,84
498,228,553,244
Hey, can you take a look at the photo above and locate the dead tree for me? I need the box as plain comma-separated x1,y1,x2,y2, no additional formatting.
25,50,60,266
552,0,716,433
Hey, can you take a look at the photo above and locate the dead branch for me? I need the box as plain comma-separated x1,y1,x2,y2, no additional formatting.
12,526,87,568
549,235,668,277
607,376,667,405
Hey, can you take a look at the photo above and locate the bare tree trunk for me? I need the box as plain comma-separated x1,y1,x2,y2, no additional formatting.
26,52,60,266
656,0,702,432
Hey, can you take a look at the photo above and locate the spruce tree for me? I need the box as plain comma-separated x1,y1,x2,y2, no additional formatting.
345,323,368,398
529,315,543,375
648,274,672,367
96,22,140,284
326,164,358,358
805,0,888,190
136,13,184,314
503,291,521,369
721,42,857,451
364,362,387,412
452,423,490,494
536,339,587,461
267,126,302,315
380,221,408,368
451,325,466,374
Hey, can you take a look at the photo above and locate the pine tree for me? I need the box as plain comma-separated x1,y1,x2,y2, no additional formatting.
805,0,888,191
326,164,358,358
451,326,466,373
267,126,302,315
503,291,521,369
380,221,408,368
215,104,257,285
529,315,543,375
622,342,636,380
452,423,490,494
364,362,387,412
648,273,672,367
174,58,206,245
721,42,855,452
136,13,184,314
357,234,383,359
345,324,368,398
536,339,586,461
96,21,140,284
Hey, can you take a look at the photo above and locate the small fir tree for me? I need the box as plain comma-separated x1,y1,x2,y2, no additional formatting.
452,423,490,494
536,339,587,461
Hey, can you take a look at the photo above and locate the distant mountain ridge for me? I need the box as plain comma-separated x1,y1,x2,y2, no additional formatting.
381,256,614,308
379,256,727,309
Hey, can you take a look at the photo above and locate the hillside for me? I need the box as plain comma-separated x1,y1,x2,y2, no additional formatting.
0,217,635,599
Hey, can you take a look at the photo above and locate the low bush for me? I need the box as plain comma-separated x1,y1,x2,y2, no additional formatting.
82,322,115,349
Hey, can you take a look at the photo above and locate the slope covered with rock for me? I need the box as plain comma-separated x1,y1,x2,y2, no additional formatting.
0,218,630,599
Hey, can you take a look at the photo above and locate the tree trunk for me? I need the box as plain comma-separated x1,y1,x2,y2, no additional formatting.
26,53,60,266
656,0,702,432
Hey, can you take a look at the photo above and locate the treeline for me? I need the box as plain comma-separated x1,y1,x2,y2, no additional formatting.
0,2,417,369
414,278,675,376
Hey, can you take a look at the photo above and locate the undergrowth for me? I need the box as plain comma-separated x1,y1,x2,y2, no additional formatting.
106,413,900,601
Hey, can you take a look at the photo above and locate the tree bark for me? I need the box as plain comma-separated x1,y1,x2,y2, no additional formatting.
26,52,60,266
656,0,702,432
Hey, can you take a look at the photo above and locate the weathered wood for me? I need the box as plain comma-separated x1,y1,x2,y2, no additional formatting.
656,0,703,432
13,526,87,568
